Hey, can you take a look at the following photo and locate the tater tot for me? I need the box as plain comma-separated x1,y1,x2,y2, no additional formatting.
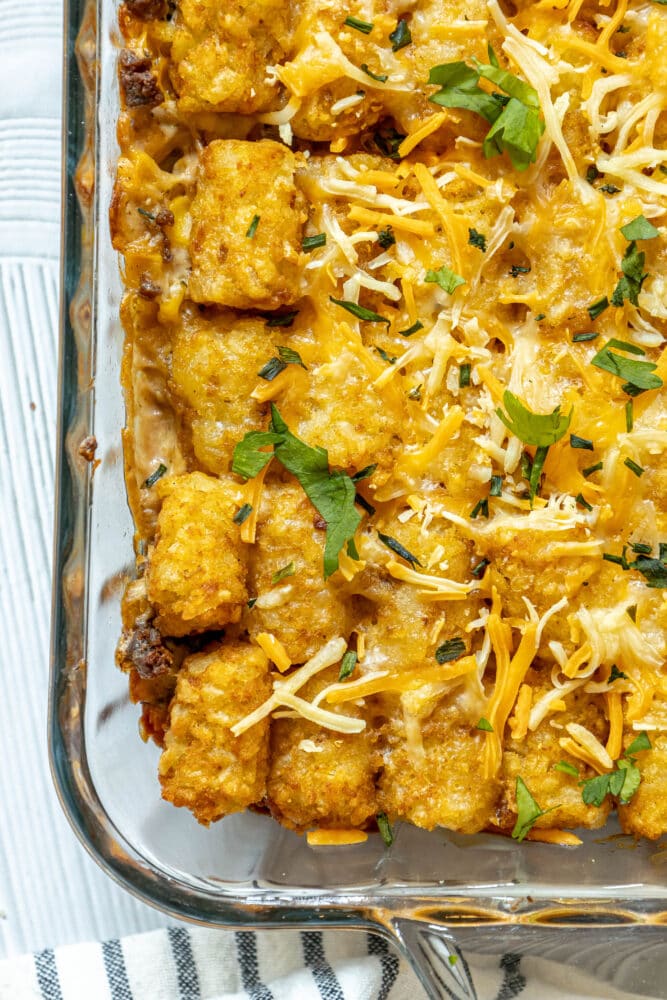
147,471,247,636
160,642,271,823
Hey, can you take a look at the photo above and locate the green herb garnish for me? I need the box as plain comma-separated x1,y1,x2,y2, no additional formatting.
588,296,609,320
143,463,167,488
476,717,493,732
400,320,424,337
344,15,373,33
512,777,555,842
490,475,503,496
435,637,466,664
377,531,422,566
373,126,405,157
468,227,487,251
572,332,598,343
232,406,361,578
611,241,648,307
378,226,396,248
389,18,411,50
278,345,307,369
570,434,593,451
583,461,603,477
610,664,628,682
339,650,358,680
376,346,396,364
137,206,156,222
425,266,466,294
428,49,545,171
591,339,662,395
302,233,326,252
600,184,620,194
459,363,471,387
246,214,260,238
624,457,644,477
329,297,390,324
554,761,579,777
620,215,660,241
233,503,252,525
496,390,572,500
266,311,299,328
625,400,634,432
272,561,295,585
362,64,389,83
471,557,490,578
470,497,489,519
377,812,394,846
575,493,593,511
580,733,651,806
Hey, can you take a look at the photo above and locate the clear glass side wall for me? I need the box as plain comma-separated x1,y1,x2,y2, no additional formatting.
51,0,667,942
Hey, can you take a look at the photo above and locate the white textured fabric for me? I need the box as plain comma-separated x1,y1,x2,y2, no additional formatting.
0,927,662,1000
0,0,666,997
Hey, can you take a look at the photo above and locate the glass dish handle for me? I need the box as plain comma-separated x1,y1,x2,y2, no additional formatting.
389,916,477,1000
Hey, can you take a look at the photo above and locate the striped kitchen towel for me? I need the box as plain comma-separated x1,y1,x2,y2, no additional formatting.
0,926,659,1000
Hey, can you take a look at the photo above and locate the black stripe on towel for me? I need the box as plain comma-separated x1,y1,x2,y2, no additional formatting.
367,933,400,1000
102,939,134,1000
235,931,274,1000
168,926,201,999
495,953,526,1000
35,948,63,1000
301,931,345,1000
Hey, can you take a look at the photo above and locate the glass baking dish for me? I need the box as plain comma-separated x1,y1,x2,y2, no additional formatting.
50,0,667,994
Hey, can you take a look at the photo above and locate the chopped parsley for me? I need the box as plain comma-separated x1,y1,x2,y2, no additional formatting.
266,311,299,328
277,345,307,369
611,241,648,307
400,320,424,337
590,339,662,395
428,48,545,171
362,64,389,83
344,15,373,33
377,531,422,566
272,561,295,585
554,761,579,777
232,405,361,578
435,637,466,664
624,457,644,477
587,296,609,320
470,497,489,519
610,664,628,682
352,464,377,483
338,650,358,681
625,399,634,432
376,346,396,364
476,717,493,732
378,226,396,248
468,227,487,252
245,214,260,238
620,215,660,241
329,296,390,324
143,463,167,488
425,266,466,294
580,732,651,806
459,362,471,388
471,557,490,578
496,390,572,500
376,812,394,847
389,18,411,51
232,503,252,525
373,126,404,157
534,313,545,321
302,233,326,252
512,777,555,842
257,356,286,381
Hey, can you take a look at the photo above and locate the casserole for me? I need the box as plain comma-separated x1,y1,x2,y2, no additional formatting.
51,0,667,994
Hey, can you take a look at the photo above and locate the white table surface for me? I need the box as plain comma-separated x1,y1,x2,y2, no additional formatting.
0,0,171,959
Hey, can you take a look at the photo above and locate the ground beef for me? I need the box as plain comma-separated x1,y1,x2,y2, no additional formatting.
120,615,173,678
119,51,163,108
124,0,166,19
